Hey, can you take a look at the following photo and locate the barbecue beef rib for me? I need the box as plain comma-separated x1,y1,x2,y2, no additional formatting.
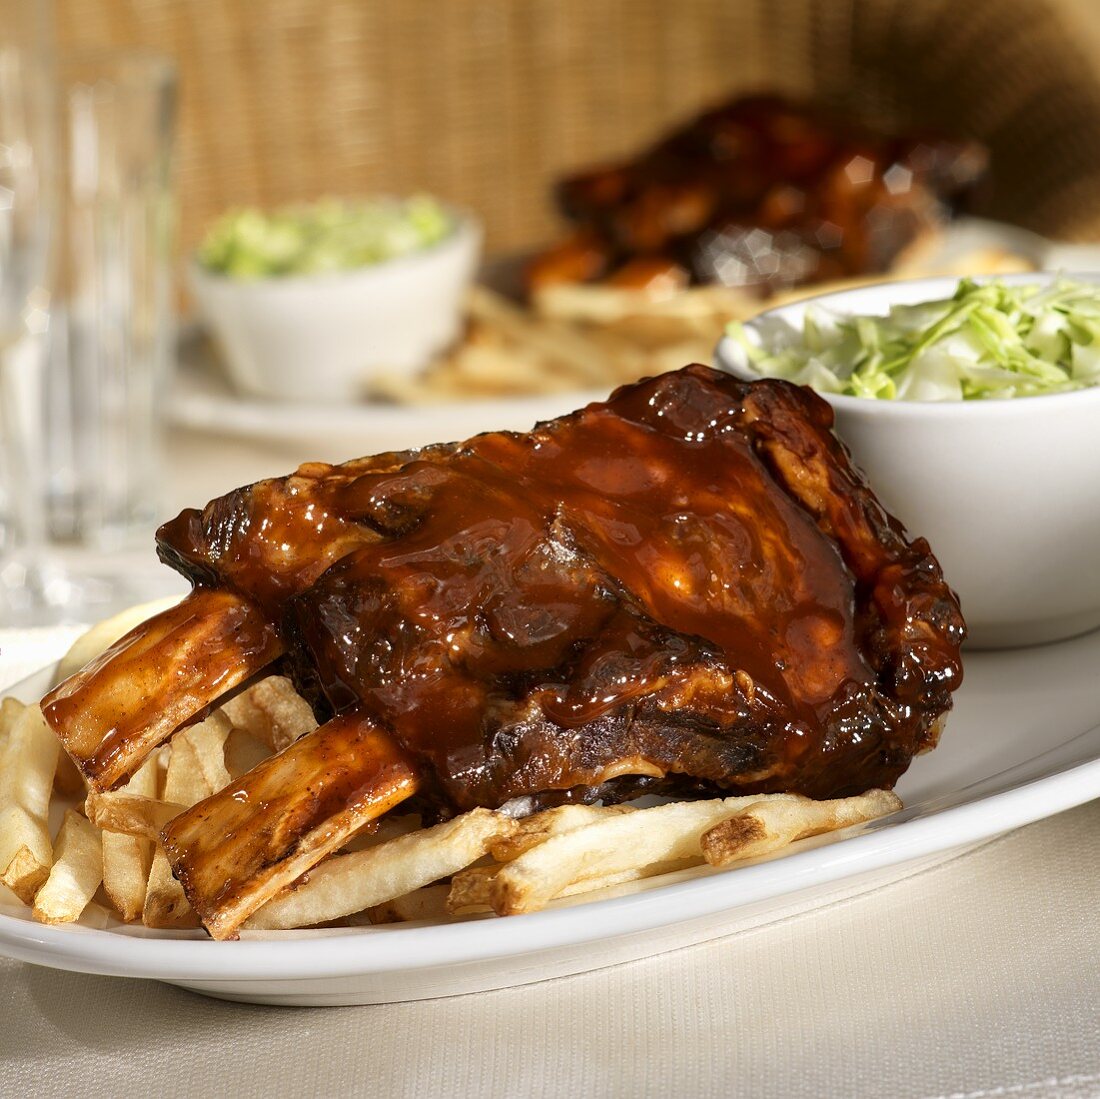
43,365,965,936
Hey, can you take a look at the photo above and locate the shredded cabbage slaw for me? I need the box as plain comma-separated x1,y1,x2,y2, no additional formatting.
198,196,454,279
727,277,1100,401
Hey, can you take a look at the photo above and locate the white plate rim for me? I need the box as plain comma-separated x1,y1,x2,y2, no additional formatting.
167,375,613,445
2,656,1100,984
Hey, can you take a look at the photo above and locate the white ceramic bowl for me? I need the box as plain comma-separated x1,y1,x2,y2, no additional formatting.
189,211,482,402
715,272,1100,649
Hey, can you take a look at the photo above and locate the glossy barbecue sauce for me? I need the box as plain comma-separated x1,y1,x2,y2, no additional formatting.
289,366,878,799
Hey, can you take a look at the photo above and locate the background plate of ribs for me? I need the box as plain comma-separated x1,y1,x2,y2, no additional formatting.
526,94,987,295
41,365,965,939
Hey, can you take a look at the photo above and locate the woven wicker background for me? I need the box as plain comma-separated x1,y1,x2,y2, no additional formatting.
57,0,1100,259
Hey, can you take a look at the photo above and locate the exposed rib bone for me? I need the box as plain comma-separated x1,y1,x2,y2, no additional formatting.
160,711,419,940
42,588,283,792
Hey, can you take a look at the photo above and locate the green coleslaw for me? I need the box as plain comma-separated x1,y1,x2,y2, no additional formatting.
197,195,453,279
727,277,1100,400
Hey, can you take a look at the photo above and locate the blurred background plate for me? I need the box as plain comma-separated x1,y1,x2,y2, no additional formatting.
169,331,610,453
167,216,1092,453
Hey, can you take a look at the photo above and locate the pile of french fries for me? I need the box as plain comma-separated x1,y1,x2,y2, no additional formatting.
0,605,902,934
368,284,761,403
367,246,1034,404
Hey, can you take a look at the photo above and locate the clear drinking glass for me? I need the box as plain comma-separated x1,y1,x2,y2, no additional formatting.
52,52,177,548
0,49,179,625
0,6,58,621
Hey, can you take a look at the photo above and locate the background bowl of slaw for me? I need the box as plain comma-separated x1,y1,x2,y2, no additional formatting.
189,198,482,403
715,272,1100,648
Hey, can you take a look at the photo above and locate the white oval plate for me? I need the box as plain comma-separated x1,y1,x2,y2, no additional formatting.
169,330,610,454
2,628,1100,1006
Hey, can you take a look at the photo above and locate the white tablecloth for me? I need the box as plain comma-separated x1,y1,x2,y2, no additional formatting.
1,427,1098,1099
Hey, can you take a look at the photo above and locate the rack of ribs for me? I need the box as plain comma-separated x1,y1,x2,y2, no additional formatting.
41,365,965,938
527,94,987,293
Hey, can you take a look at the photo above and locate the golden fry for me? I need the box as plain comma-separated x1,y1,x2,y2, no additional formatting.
86,789,187,841
143,726,227,929
100,756,160,921
488,794,799,916
32,810,103,925
0,703,59,903
246,808,515,931
223,727,273,781
0,696,22,735
701,789,902,867
445,864,496,914
367,883,452,924
488,803,634,863
220,675,317,752
184,712,233,794
449,857,692,916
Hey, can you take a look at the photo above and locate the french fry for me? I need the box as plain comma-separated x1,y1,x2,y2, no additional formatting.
219,676,317,752
100,756,160,921
86,789,187,841
488,794,799,916
32,810,103,924
445,804,629,913
700,789,902,867
223,727,273,780
78,901,113,930
184,712,233,794
367,883,452,924
449,803,655,914
143,724,227,929
448,857,690,915
467,286,612,384
245,808,516,931
0,703,59,903
445,864,497,913
102,841,148,923
144,865,195,928
0,697,20,784
0,696,22,734
552,861,691,901
142,870,194,929
488,803,634,862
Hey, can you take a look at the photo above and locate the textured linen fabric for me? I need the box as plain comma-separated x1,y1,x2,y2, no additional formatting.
1,628,1099,1099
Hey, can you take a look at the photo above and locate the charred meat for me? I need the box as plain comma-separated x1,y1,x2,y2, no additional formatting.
527,94,987,293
